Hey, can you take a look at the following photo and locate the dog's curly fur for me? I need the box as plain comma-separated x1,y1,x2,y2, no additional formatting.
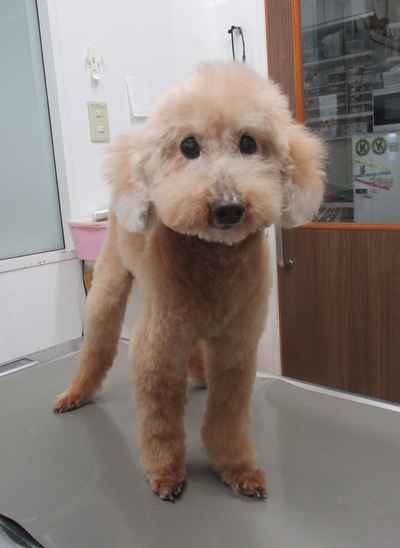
53,62,325,501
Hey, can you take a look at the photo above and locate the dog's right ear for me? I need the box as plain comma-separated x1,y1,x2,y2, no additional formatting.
279,123,326,228
105,134,155,233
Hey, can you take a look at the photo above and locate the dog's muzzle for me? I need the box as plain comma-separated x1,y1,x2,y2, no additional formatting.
210,198,245,229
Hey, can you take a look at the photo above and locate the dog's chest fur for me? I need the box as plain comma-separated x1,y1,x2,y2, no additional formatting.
122,223,271,335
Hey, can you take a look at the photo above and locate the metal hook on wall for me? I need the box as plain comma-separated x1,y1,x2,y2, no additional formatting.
227,26,246,63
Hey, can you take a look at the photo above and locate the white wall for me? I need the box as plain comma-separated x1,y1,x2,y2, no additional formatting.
40,0,269,219
1,0,281,374
0,257,84,364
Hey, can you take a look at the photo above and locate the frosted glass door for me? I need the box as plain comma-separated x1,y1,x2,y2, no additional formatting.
0,0,64,260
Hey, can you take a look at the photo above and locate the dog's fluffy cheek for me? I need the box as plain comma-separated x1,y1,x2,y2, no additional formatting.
153,177,211,232
211,156,284,230
235,169,284,230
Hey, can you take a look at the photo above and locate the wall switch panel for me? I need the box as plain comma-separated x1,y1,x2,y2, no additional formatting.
87,101,110,142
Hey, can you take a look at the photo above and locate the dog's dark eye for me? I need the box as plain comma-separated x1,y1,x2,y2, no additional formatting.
239,134,257,155
181,137,200,159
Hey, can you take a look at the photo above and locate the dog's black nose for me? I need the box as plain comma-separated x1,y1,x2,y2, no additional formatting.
211,199,245,226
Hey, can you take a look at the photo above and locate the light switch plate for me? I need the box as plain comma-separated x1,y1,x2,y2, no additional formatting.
87,101,110,142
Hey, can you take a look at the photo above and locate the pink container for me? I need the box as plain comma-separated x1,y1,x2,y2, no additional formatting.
68,223,108,261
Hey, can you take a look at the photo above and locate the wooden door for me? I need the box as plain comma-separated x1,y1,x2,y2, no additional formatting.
265,0,400,403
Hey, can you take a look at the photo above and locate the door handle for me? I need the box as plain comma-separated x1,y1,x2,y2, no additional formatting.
275,224,294,269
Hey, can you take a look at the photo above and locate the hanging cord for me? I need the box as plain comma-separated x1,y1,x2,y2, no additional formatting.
81,260,88,297
227,26,246,63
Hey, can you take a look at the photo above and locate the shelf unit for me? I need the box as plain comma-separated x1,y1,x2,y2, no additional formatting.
302,12,385,139
303,49,373,69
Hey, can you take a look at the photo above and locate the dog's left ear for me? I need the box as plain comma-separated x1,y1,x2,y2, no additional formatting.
279,124,326,228
106,134,155,233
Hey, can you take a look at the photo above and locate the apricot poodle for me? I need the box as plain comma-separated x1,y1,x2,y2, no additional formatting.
53,62,325,501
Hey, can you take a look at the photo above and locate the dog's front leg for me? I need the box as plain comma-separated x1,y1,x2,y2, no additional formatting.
201,338,266,499
130,322,192,501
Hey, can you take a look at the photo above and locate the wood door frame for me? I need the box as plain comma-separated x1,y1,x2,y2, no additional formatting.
265,0,303,120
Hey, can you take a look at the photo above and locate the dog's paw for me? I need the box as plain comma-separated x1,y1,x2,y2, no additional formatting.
149,471,186,501
223,468,267,499
52,390,88,413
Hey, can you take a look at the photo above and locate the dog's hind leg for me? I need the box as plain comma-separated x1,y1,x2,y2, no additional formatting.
53,236,133,413
188,340,206,386
201,337,266,499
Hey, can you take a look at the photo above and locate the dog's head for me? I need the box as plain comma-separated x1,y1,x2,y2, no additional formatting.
108,62,326,245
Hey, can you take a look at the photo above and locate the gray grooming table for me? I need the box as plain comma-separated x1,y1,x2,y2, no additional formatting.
1,340,400,548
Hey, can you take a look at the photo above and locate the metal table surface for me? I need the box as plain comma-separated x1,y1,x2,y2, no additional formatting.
1,339,400,548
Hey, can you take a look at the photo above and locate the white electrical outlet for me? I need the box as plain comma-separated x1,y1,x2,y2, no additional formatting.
87,101,110,142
